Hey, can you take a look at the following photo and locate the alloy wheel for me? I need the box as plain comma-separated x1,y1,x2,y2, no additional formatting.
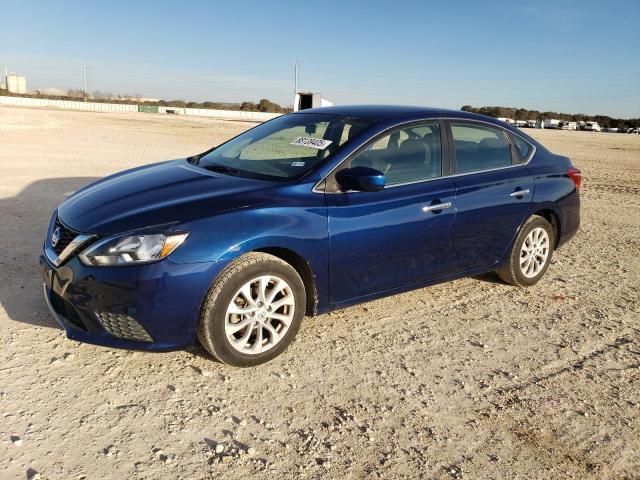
519,227,550,278
224,275,295,355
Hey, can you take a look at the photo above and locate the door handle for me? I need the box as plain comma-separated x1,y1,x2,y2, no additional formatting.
422,201,452,212
510,189,530,197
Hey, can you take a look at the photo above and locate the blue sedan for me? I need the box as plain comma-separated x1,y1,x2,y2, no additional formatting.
40,105,581,366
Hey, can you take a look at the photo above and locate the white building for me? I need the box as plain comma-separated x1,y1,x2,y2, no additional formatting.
293,92,333,112
584,121,601,132
6,74,27,94
559,121,578,130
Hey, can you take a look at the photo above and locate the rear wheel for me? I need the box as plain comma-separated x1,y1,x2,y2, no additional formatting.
497,215,555,287
197,253,306,367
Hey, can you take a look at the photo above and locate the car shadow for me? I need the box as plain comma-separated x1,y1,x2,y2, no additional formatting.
472,271,504,285
0,177,98,329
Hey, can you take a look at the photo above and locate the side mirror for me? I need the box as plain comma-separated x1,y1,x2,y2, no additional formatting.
336,166,385,192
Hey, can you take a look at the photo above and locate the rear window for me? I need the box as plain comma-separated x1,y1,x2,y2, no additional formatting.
451,123,512,174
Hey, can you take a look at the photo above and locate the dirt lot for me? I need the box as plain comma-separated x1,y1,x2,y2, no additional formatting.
1,106,638,480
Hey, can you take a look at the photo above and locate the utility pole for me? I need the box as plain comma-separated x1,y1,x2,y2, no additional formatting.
83,64,87,101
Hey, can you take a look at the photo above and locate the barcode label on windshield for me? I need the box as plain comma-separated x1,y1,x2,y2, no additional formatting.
290,137,333,150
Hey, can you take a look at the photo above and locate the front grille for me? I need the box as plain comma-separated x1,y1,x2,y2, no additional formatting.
49,291,87,331
95,312,153,343
52,218,79,256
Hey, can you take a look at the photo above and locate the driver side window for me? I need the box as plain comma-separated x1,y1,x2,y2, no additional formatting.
350,122,442,185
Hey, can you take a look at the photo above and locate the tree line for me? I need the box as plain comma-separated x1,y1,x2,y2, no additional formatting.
461,105,640,129
0,88,291,113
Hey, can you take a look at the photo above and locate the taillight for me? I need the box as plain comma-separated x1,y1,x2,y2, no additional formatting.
567,167,582,190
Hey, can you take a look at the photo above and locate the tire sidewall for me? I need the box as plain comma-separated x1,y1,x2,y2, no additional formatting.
203,258,305,367
510,216,555,286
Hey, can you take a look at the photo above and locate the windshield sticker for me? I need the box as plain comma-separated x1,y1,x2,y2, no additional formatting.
290,136,333,150
291,161,306,167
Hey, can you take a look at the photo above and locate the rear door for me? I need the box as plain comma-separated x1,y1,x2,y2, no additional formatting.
325,121,456,304
447,121,535,272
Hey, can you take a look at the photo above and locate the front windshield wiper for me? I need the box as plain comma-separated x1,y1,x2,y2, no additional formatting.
200,164,242,176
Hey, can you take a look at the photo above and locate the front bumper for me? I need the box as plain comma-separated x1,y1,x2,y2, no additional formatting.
40,253,222,351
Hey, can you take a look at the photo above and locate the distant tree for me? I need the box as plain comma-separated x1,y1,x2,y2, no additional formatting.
91,91,115,100
515,108,528,120
240,101,257,111
257,99,273,112
67,89,84,98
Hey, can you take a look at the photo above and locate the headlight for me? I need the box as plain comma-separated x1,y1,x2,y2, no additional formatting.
79,232,189,266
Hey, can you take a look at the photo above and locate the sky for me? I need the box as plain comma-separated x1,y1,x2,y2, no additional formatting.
1,0,639,117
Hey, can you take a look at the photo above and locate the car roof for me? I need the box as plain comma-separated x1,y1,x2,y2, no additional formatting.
293,104,453,121
293,104,508,124
292,105,545,150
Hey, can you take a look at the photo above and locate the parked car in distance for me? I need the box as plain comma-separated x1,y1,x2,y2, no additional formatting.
40,106,581,366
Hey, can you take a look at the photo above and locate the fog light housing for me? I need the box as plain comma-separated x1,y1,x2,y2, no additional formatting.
95,311,153,343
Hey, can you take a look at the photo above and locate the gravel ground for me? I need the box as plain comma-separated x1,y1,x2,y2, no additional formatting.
1,106,638,480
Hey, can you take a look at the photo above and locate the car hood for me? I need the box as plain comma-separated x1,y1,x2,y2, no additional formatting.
58,159,277,235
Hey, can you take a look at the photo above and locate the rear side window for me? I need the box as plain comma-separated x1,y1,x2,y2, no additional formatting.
509,133,534,164
451,123,512,174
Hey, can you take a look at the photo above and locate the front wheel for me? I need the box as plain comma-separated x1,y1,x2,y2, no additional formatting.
497,215,555,287
197,253,306,367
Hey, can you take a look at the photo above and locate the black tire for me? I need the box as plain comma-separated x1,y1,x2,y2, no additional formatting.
497,215,555,287
197,252,306,367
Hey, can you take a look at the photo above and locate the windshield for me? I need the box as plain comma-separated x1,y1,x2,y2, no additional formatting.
196,113,373,180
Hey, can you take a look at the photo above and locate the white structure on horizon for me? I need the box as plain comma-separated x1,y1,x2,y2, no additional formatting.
584,121,601,132
559,121,578,130
293,92,333,112
497,117,514,124
5,71,27,94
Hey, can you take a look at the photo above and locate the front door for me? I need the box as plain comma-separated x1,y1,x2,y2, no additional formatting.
325,121,456,304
